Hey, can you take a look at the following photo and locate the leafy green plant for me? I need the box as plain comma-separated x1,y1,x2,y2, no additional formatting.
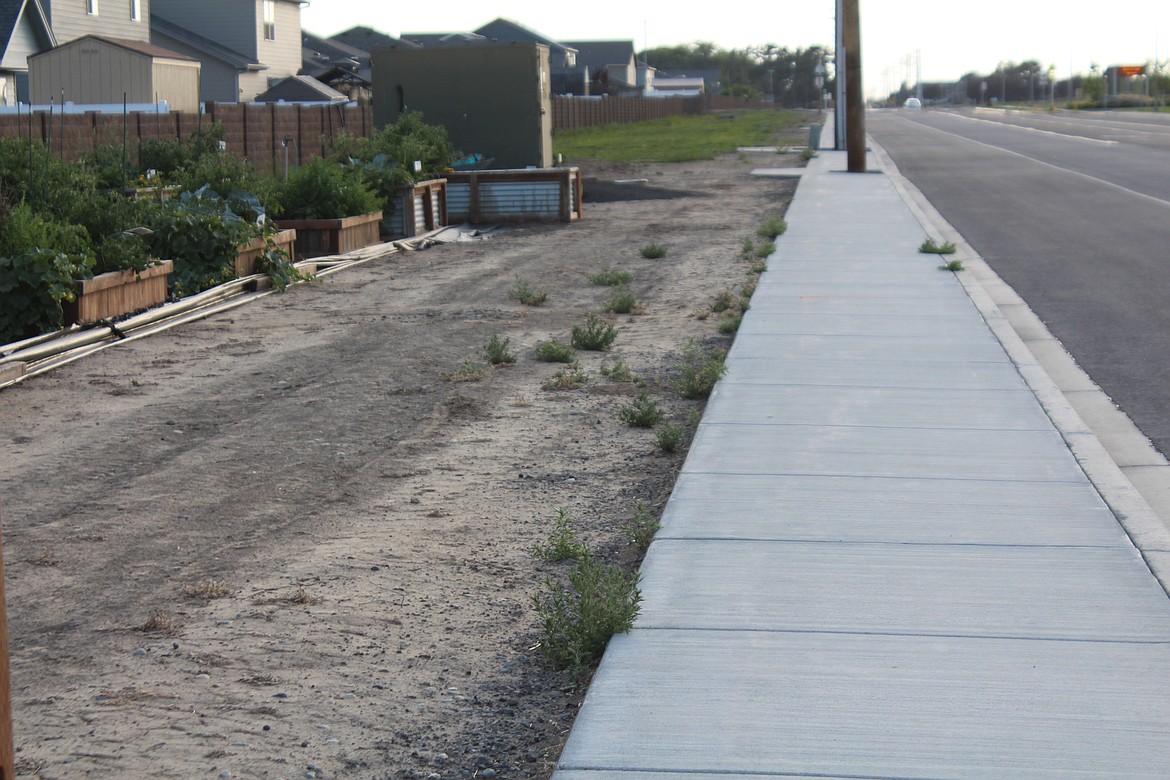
571,314,618,351
755,240,775,258
619,393,663,428
599,358,637,383
718,314,742,334
741,237,756,258
588,267,633,286
919,238,957,254
535,338,576,363
541,361,588,390
757,214,788,239
532,508,590,563
939,259,965,272
710,288,736,313
277,157,382,220
143,188,258,297
604,285,638,314
509,275,548,306
655,422,684,452
750,260,767,274
0,248,91,342
640,243,667,259
622,501,661,548
481,333,517,365
531,557,641,677
674,339,727,399
800,148,819,161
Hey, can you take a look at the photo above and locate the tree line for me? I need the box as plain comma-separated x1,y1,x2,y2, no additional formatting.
641,42,833,107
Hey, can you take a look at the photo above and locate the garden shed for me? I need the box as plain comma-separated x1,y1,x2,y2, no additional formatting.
28,35,200,112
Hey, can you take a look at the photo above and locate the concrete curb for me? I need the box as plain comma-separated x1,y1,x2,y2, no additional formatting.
870,137,1170,594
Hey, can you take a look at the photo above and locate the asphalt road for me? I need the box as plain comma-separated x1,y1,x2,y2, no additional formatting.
867,108,1170,458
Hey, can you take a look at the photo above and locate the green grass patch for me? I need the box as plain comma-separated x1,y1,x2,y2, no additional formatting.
588,267,633,286
554,110,804,163
640,243,667,259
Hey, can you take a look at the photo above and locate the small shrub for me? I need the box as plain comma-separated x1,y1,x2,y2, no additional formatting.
588,267,633,286
571,314,618,351
741,237,756,258
619,393,663,428
939,259,965,272
542,361,588,390
447,359,488,382
674,339,727,399
535,339,575,363
741,275,758,298
710,288,736,313
623,501,661,548
604,285,637,314
757,214,788,240
481,333,517,365
640,243,667,259
800,148,819,161
531,557,642,677
718,314,741,334
919,238,957,255
277,157,382,220
510,275,548,306
755,240,775,258
532,508,590,562
655,422,684,453
599,358,637,383
750,260,767,274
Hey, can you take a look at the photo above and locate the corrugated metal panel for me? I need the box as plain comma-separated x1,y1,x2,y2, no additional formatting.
413,193,426,230
478,181,560,220
447,184,471,221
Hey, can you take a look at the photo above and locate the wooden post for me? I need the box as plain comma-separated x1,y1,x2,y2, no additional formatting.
0,509,15,780
843,0,867,172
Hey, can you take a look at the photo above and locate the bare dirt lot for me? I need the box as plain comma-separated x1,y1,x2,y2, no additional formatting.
0,148,800,779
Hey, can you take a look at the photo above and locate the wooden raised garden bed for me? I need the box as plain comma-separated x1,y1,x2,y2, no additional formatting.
394,179,447,238
62,259,173,325
275,211,382,259
233,229,298,277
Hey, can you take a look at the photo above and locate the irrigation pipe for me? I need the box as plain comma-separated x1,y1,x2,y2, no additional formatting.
0,233,438,391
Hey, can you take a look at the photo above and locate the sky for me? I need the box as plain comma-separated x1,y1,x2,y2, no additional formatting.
300,0,1170,97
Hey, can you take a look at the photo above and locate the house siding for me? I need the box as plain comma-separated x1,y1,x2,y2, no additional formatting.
151,27,238,102
255,0,300,86
151,0,255,57
1,13,45,69
43,0,150,43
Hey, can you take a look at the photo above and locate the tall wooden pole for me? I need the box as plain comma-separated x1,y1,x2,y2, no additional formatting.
0,510,13,780
843,0,866,172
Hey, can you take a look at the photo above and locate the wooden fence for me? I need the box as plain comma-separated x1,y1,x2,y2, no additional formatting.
0,101,373,175
552,95,704,131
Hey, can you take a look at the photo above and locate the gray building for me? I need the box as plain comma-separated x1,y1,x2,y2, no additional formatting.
42,0,150,44
372,42,552,169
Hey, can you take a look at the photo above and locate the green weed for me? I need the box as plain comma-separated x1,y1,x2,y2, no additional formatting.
535,339,575,363
571,314,618,351
757,214,788,240
605,285,638,314
542,361,588,391
674,339,727,399
588,267,633,286
599,358,638,383
919,238,957,254
481,333,517,365
622,501,661,548
509,275,548,306
447,359,488,382
640,243,668,259
939,259,965,272
619,393,663,428
655,422,684,453
532,508,591,563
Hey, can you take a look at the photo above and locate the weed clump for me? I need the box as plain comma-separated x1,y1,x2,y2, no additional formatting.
532,507,591,562
655,422,684,452
571,314,618,351
619,393,663,428
674,339,727,399
640,243,667,259
600,358,637,383
757,214,788,240
535,339,575,363
604,285,638,314
718,314,742,334
588,267,633,286
447,359,488,382
482,333,517,365
541,361,588,390
509,275,548,306
531,557,641,677
755,240,775,258
919,238,957,254
622,501,661,548
939,259,965,272
181,579,232,600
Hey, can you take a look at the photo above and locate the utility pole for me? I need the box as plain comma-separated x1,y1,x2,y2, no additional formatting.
843,0,865,172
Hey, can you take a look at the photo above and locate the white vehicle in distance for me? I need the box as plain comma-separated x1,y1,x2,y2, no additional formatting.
903,97,922,109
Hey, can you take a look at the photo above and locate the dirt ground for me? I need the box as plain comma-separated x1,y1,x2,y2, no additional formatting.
0,142,802,778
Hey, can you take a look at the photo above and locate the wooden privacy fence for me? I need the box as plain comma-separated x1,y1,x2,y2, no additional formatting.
0,101,373,175
552,95,704,131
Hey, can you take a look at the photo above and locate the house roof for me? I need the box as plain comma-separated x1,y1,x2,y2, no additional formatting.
254,74,347,103
29,34,197,62
303,30,368,66
151,13,261,71
562,40,634,71
329,25,417,53
400,32,488,47
0,0,55,58
473,18,576,56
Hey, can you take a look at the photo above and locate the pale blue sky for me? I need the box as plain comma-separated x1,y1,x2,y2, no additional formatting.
301,0,1170,96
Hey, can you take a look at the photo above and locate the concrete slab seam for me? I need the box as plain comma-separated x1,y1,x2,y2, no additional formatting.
869,136,1170,595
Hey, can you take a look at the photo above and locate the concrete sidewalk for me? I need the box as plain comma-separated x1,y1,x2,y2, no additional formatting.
553,147,1170,777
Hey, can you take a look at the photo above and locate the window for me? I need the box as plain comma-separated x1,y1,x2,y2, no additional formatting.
263,0,275,41
130,0,140,21
87,0,98,14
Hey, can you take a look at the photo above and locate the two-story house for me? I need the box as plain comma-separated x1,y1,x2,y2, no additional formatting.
0,0,56,103
41,0,149,43
151,0,302,102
